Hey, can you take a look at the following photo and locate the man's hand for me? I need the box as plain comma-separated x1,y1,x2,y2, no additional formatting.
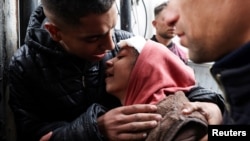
39,131,52,141
182,102,223,141
182,101,223,124
98,104,162,141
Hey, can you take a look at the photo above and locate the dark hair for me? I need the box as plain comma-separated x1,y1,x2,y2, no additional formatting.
41,0,115,25
154,2,168,17
130,48,139,67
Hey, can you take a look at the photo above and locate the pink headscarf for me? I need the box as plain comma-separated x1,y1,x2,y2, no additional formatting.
124,40,195,105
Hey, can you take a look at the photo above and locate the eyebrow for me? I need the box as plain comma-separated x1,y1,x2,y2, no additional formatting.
82,27,113,40
117,47,130,55
119,47,127,51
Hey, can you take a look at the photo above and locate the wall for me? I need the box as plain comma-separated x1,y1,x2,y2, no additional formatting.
0,0,18,141
188,62,222,94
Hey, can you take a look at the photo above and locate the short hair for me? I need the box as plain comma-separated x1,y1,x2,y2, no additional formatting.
154,2,168,17
41,0,115,26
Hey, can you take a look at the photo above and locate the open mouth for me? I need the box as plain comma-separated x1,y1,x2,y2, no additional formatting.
105,71,113,78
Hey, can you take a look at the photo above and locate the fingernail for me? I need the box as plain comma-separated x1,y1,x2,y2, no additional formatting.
151,105,158,110
152,121,157,126
182,109,188,112
156,114,162,120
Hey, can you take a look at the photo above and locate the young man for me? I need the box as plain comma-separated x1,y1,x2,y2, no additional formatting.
151,2,188,64
8,0,224,141
165,0,250,124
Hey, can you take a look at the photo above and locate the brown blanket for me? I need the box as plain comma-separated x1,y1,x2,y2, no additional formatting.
146,91,208,141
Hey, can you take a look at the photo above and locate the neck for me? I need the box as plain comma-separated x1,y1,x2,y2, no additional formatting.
155,34,172,46
113,91,126,105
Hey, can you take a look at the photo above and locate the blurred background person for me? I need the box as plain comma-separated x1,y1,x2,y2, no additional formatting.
151,2,188,64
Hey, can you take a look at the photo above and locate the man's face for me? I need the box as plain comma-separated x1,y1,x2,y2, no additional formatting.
105,47,137,101
154,8,176,39
167,0,246,63
56,4,117,62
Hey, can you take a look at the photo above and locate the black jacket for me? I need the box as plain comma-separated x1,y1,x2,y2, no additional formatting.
8,5,225,141
211,42,250,124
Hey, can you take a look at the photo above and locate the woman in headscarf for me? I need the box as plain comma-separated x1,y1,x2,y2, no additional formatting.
105,36,208,141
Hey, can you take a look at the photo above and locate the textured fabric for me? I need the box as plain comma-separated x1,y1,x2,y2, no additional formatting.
124,40,195,105
211,42,250,124
118,36,146,53
146,91,208,141
50,103,107,141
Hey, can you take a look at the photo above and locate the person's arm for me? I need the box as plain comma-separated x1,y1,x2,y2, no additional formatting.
184,86,225,124
49,103,108,141
40,104,162,141
97,104,162,141
186,86,225,113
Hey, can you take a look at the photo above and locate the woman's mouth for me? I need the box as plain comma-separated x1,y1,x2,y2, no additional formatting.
105,71,113,78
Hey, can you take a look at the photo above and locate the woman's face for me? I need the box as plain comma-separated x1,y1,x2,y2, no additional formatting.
105,47,137,101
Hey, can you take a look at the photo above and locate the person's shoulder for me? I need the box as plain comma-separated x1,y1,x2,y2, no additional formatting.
149,35,157,41
9,43,39,68
11,44,29,59
114,29,134,41
114,29,133,35
8,45,32,71
27,4,46,30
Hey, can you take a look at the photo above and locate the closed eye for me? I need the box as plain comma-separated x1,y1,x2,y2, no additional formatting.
117,55,124,59
117,48,129,59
